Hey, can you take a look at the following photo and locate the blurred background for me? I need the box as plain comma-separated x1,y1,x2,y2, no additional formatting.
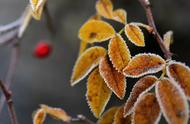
0,0,190,124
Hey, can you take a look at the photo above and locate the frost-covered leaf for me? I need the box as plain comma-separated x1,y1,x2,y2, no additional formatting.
108,34,131,72
33,108,46,124
113,106,131,124
112,9,127,24
41,105,71,123
30,0,47,20
124,75,158,117
79,20,115,43
163,31,173,50
123,53,166,78
86,68,112,118
130,22,153,33
79,40,88,55
133,93,161,124
71,46,106,86
96,0,113,19
166,61,190,99
155,78,189,124
99,56,126,99
98,106,119,124
124,24,145,47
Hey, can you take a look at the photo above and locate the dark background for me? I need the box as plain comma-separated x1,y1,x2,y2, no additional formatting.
0,0,190,124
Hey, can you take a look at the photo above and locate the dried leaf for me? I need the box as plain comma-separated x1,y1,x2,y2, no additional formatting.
33,108,46,124
79,20,115,43
166,61,190,99
96,0,113,19
113,106,131,124
124,75,158,117
130,22,153,33
30,0,47,20
99,56,126,99
86,68,112,118
112,9,127,24
71,46,106,86
124,24,145,47
108,34,131,72
155,78,189,124
123,53,166,78
98,107,119,124
163,31,173,50
41,105,71,123
79,40,88,55
133,93,161,124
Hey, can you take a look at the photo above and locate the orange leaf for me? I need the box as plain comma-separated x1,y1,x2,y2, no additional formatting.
79,40,88,56
133,93,161,124
98,107,119,124
108,34,131,72
166,61,190,99
41,105,71,123
79,20,115,43
86,68,112,118
124,75,158,117
124,23,145,47
129,22,153,33
123,53,166,78
155,78,189,124
112,9,127,24
99,56,126,99
33,108,46,124
96,0,113,19
113,106,131,124
71,46,106,86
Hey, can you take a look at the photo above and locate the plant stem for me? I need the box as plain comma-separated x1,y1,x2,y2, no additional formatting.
0,81,18,124
138,0,172,59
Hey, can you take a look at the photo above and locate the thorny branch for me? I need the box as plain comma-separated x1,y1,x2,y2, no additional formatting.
138,0,173,59
0,81,18,124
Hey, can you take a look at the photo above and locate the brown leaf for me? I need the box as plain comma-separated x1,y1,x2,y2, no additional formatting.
41,105,71,123
166,61,190,99
108,34,131,72
96,0,113,19
98,107,119,124
71,46,106,86
86,68,112,118
155,78,189,124
124,24,145,47
124,75,158,117
99,56,126,99
133,93,161,124
112,9,127,24
79,20,115,43
33,108,46,124
113,106,131,124
123,53,166,78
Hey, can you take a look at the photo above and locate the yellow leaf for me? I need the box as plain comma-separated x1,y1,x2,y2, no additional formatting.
30,0,47,20
123,53,166,78
71,46,106,86
99,56,126,99
79,40,88,56
96,0,113,19
112,9,127,24
155,78,189,124
124,75,157,117
108,34,131,72
33,108,46,124
79,20,115,43
130,22,153,33
133,93,161,124
166,61,190,99
113,106,131,124
87,68,112,118
98,107,119,124
124,24,145,47
41,105,71,123
163,31,173,51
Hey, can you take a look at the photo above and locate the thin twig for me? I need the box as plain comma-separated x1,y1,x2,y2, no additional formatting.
138,0,172,59
0,81,18,124
71,114,96,124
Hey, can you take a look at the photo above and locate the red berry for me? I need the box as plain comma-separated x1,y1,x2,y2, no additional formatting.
34,41,52,58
